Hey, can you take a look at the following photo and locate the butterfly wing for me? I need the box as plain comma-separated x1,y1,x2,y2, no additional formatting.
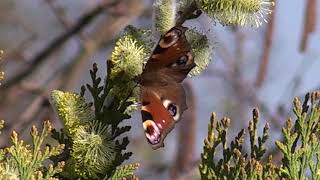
139,26,196,149
140,82,187,149
141,26,196,83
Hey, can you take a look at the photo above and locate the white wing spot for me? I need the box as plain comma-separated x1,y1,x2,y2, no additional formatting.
162,99,171,109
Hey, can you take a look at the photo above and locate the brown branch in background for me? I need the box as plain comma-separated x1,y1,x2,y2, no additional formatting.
62,0,145,90
0,0,121,90
299,0,317,52
45,0,73,28
255,2,276,88
4,34,37,61
0,78,61,146
1,14,37,61
171,80,196,180
0,0,145,146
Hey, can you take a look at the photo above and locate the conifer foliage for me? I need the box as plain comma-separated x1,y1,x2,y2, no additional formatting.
199,91,320,179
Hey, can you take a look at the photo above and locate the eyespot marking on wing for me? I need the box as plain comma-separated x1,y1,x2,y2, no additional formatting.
169,51,193,68
143,120,161,145
162,99,180,121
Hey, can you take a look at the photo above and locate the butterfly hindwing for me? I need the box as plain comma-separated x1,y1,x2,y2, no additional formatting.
140,82,187,149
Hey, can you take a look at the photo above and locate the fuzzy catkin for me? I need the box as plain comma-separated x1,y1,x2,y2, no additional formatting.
197,0,274,27
153,0,177,35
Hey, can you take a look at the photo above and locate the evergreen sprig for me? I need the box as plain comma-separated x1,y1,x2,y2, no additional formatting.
199,91,320,180
199,109,276,179
0,121,65,180
109,163,140,180
276,91,320,179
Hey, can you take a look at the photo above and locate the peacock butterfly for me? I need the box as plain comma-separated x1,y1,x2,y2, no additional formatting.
137,26,196,149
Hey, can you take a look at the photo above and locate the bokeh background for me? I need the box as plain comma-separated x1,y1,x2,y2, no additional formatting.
0,0,319,179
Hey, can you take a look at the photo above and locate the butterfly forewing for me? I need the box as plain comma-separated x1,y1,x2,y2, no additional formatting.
142,26,196,82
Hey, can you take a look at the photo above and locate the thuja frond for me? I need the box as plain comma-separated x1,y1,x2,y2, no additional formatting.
109,163,140,180
196,0,275,27
0,121,65,180
200,91,320,179
276,91,320,179
83,64,136,178
199,109,277,179
249,109,269,160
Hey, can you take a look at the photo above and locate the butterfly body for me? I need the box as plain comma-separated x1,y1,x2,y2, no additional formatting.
138,26,195,149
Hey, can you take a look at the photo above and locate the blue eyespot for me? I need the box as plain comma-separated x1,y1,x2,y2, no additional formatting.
168,104,177,117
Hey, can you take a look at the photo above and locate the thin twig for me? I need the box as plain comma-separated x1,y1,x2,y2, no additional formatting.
0,0,121,90
61,0,145,90
299,0,317,52
255,1,276,88
171,81,196,180
0,78,61,146
3,34,37,61
45,0,72,28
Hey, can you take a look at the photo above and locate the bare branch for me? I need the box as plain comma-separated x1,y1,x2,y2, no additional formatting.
171,81,197,179
1,0,121,90
255,1,276,88
299,0,317,52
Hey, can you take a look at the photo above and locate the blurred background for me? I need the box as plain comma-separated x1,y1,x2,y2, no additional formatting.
0,0,319,179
